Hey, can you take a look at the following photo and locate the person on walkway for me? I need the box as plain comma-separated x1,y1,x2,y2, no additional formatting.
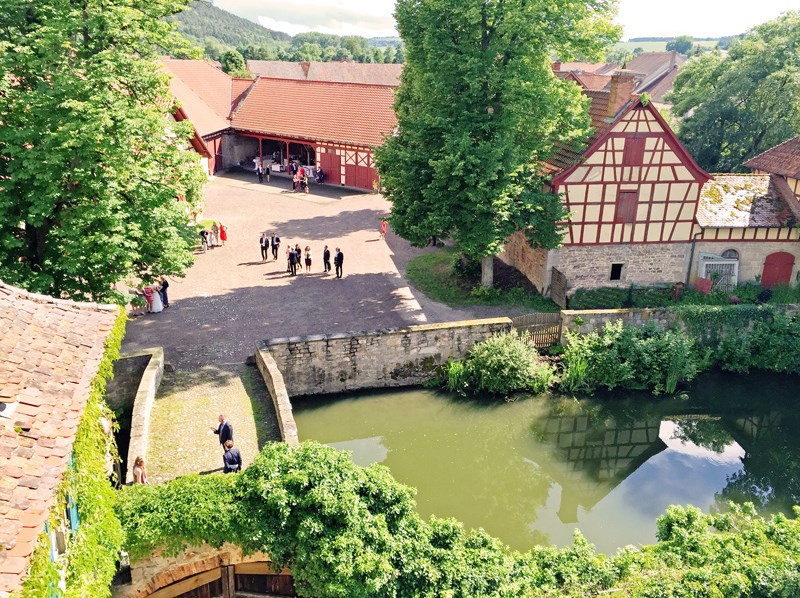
304,246,312,272
159,276,170,308
260,233,269,262
316,165,325,184
303,173,310,194
199,229,209,252
150,281,163,313
334,247,344,279
286,244,291,272
211,222,219,248
219,223,227,246
132,456,148,484
256,164,264,183
142,284,155,312
211,414,233,450
271,232,280,261
295,243,303,272
288,247,298,276
380,219,387,239
323,245,331,273
223,440,242,473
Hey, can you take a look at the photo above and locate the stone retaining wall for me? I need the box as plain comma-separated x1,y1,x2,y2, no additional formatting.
257,318,512,397
254,350,299,445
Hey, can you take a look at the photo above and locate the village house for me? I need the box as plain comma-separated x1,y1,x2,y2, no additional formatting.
499,73,800,296
0,282,118,596
745,136,800,200
162,59,397,190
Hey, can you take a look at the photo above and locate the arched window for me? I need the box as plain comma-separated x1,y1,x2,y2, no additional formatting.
721,249,739,260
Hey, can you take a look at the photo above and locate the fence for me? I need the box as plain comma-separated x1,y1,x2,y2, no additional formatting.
511,312,563,348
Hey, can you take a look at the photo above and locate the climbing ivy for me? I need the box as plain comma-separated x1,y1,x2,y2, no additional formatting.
16,310,127,598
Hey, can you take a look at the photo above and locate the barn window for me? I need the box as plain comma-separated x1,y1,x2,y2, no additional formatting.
614,191,638,223
610,263,624,281
721,249,739,260
622,137,646,165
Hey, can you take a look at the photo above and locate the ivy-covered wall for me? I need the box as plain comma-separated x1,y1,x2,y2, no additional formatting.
16,311,127,598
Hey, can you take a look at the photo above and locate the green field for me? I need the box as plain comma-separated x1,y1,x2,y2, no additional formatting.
615,40,719,53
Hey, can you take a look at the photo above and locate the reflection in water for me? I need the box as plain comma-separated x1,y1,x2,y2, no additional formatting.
293,372,800,553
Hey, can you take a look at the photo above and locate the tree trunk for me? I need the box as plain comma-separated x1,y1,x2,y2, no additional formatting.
481,255,494,289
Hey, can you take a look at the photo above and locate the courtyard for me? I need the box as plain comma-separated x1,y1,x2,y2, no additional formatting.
122,172,521,480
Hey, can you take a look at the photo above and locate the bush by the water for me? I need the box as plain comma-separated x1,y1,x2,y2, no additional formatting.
561,321,699,395
117,442,800,598
445,331,556,395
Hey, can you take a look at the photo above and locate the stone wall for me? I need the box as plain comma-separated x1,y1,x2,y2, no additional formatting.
257,318,512,397
221,133,258,170
498,231,549,292
254,349,299,445
551,242,691,292
106,354,150,411
560,308,678,343
691,240,800,286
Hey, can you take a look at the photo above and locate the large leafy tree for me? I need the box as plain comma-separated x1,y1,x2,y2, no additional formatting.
0,0,207,302
375,0,619,286
669,11,800,173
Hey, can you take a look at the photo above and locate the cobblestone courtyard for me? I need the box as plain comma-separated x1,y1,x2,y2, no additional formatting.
122,172,519,480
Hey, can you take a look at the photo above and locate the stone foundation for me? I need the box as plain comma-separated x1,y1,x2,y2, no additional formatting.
691,240,800,286
257,318,512,397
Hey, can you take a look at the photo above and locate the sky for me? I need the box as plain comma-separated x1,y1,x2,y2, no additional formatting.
214,0,797,40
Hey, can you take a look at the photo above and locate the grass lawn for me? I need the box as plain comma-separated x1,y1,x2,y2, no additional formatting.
406,248,559,312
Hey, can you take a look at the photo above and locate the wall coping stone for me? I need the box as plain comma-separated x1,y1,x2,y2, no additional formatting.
122,347,165,483
254,348,299,445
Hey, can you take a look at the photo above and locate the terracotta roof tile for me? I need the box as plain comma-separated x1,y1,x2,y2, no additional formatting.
744,136,800,179
697,174,800,228
247,60,403,87
0,280,117,595
231,77,397,147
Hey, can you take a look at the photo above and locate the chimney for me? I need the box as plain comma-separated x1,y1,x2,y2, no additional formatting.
552,61,562,72
607,70,638,117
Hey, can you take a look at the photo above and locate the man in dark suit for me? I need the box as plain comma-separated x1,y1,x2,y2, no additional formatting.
323,245,331,273
210,414,233,450
223,440,242,473
288,247,298,276
334,247,344,278
259,233,269,262
271,233,280,260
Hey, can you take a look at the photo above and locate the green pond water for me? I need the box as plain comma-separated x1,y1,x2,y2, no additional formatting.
293,372,800,553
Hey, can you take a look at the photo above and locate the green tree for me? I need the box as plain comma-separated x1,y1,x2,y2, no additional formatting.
375,0,619,287
383,45,396,64
666,35,694,55
291,42,323,62
219,48,246,74
394,45,405,64
669,12,800,172
373,48,385,63
0,0,206,302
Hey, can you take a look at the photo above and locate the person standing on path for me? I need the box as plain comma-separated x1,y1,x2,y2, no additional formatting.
132,456,148,484
304,246,312,272
259,233,269,262
219,223,227,246
158,276,170,308
271,232,280,261
323,245,331,273
288,246,298,276
210,414,233,451
222,440,242,473
295,243,303,272
211,222,219,248
334,247,344,279
380,219,387,239
256,164,264,183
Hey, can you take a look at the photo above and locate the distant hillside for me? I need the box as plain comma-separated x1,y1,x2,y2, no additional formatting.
171,1,290,48
369,37,402,48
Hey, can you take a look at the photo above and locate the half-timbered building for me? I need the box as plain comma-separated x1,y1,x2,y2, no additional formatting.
501,73,800,296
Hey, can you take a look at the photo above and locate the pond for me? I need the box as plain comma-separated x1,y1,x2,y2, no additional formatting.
293,372,800,554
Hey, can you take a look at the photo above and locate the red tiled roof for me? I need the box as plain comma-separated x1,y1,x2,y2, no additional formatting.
162,59,233,121
625,51,687,78
231,78,255,112
167,74,230,138
231,77,397,147
644,67,680,104
744,136,800,179
247,60,403,87
0,281,117,595
697,174,800,228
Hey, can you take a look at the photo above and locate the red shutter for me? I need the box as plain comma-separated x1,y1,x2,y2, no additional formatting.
622,137,646,166
614,192,638,223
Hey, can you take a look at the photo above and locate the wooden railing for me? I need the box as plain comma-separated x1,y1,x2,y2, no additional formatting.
511,312,562,348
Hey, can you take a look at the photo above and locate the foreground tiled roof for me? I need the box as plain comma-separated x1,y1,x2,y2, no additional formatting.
625,51,686,79
231,77,397,147
744,136,800,179
161,59,234,137
0,282,117,596
247,60,403,87
697,173,800,228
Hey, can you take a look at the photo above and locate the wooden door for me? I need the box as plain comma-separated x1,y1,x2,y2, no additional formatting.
320,151,341,185
761,252,795,288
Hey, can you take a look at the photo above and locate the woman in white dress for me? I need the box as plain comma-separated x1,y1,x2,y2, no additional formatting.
150,282,163,313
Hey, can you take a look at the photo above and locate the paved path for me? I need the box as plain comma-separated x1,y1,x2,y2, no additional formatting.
123,171,517,369
122,172,521,481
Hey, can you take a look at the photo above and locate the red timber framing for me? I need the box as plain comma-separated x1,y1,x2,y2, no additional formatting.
697,227,800,242
551,101,710,247
238,132,378,190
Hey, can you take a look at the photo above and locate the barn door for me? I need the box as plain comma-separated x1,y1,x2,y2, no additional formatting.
761,252,795,288
320,151,341,185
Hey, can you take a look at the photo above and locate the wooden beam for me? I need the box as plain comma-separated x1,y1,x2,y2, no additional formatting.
146,568,221,598
233,562,277,575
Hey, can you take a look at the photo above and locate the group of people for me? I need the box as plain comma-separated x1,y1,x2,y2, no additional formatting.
259,232,344,278
131,413,242,484
199,221,227,252
254,160,325,192
129,276,170,317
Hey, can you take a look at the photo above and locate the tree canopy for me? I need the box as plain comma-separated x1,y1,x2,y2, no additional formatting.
374,0,619,277
0,0,207,302
669,11,800,172
665,35,694,55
